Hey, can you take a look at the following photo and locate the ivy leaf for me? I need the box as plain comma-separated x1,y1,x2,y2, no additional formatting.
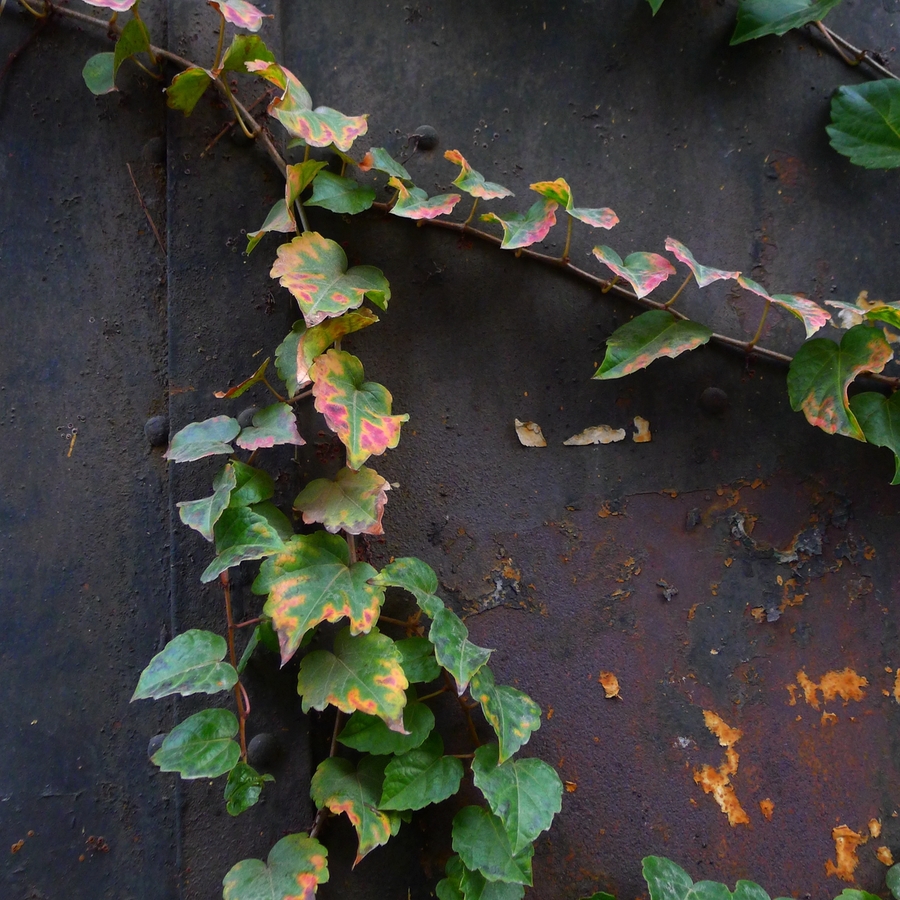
388,177,461,220
438,856,526,900
733,883,771,900
369,557,445,618
359,147,411,181
165,66,213,116
444,150,514,199
684,884,732,900
246,60,313,130
429,608,493,695
246,200,295,255
214,357,271,399
294,466,391,535
229,460,275,507
469,667,541,763
224,762,274,816
664,237,740,287
834,892,881,900
731,0,844,44
132,629,238,701
82,53,117,95
380,732,464,811
471,743,563,854
529,178,617,229
177,463,238,542
113,17,150,79
591,246,676,298
151,709,241,779
787,324,893,439
222,834,329,900
235,402,305,451
396,636,441,683
593,310,712,380
646,0,665,13
826,80,900,169
306,171,376,214
201,502,293,583
887,864,900,900
253,532,385,664
219,34,275,73
737,276,831,338
271,232,391,326
291,107,369,153
208,0,271,32
480,199,558,250
338,693,435,754
236,624,261,674
284,160,328,212
849,392,900,483
311,349,409,470
642,856,694,900
452,806,534,886
311,756,394,865
165,415,240,462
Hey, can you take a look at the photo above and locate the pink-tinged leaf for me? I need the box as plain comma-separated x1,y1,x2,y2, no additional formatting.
207,0,271,32
294,466,390,535
737,275,831,338
270,232,390,327
214,357,270,399
246,199,295,255
253,532,385,664
592,246,676,299
387,176,461,220
81,0,135,9
235,402,305,451
166,67,213,116
311,350,409,470
530,177,618,229
664,237,741,287
246,60,314,136
444,149,513,200
480,199,558,250
359,147,411,181
529,178,572,206
218,34,275,74
223,834,329,900
165,416,240,462
788,324,893,440
285,160,328,209
569,206,619,229
594,310,712,379
469,666,541,763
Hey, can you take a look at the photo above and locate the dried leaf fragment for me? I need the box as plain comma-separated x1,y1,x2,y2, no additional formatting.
514,419,547,448
598,671,621,699
632,416,652,443
877,846,894,866
759,798,774,821
563,425,625,446
825,825,867,882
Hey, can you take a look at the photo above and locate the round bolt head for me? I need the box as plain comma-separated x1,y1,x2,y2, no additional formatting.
237,406,259,428
144,415,169,447
147,733,167,759
412,125,438,151
247,732,282,769
699,387,729,415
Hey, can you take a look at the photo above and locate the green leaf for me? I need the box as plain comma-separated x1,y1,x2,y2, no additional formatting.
429,608,493,695
582,894,616,900
732,882,770,900
529,178,618,229
113,17,150,78
826,80,900,169
177,463,238,542
866,306,900,330
480,199,558,250
311,349,409,470
311,756,394,864
395,636,441,683
82,53,117,96
440,856,526,900
235,402,305,451
338,693,435,754
369,557,445,618
166,67,214,116
236,624,261,674
132,629,237,701
388,177,461,220
850,392,900,483
887,864,900,900
834,892,881,900
664,238,740,287
229,460,275,507
593,310,712,380
306,171,376,214
271,232,391,326
223,834,329,900
736,276,830,338
253,532,385,664
731,0,844,44
471,743,563,854
360,147,411,181
445,150,514,200
224,762,274,816
201,502,292,584
788,324,893,439
165,415,240,462
642,856,694,900
246,200,296,255
285,160,328,210
647,0,665,13
380,732,464,811
208,0,270,32
685,884,732,900
297,627,409,731
214,357,271,400
452,806,534,886
246,60,313,126
591,246,676,298
220,34,275,73
151,709,241,779
470,667,541,763
294,466,391,535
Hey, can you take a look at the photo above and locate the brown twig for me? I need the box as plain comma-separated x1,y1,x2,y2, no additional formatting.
812,21,899,81
201,88,273,157
445,671,481,748
220,571,249,761
126,162,166,255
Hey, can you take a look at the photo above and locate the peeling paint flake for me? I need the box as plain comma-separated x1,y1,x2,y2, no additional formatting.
693,710,749,827
869,818,882,839
564,425,626,445
632,416,651,443
877,846,894,866
824,825,867,882
598,671,621,699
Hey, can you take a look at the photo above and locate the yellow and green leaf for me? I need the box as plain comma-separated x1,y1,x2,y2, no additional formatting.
338,691,435,754
428,608,492,695
481,199,558,250
388,176,461,219
359,147,411,181
445,149,514,200
201,502,292,583
294,466,391,535
369,557,445,618
530,177,617,229
246,200,295,255
219,34,275,74
469,666,541,763
214,357,271,399
737,275,830,338
166,67,213,116
223,834,329,900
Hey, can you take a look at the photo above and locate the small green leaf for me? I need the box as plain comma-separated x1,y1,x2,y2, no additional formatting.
360,147,411,181
685,884,732,900
866,306,900,330
224,762,274,816
229,460,276,507
732,881,770,900
594,310,712,380
151,709,241,779
480,199,558,250
440,856,526,900
165,415,240,462
177,463,238,542
338,693,435,754
369,557,445,618
469,667,541,763
647,0,665,13
850,391,900,483
388,177,461,220
452,806,534,886
826,80,900,169
236,624,261,674
285,160,328,210
166,67,214,116
113,17,150,78
731,0,844,44
833,891,880,900
220,34,275,73
246,60,313,127
664,238,741,287
235,402,305,451
82,53,117,96
294,466,390,535
201,502,292,584
591,246,676,298
246,200,296,255
223,834,329,900
642,857,694,900
306,171,376,214
208,0,270,32
380,732,464,811
396,636,441,683
737,276,831,338
132,629,237,701
214,357,271,400
429,608,493,695
529,178,617,229
887,863,900,900
445,150,514,200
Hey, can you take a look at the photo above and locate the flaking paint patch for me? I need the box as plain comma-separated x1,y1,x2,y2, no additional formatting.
790,667,868,710
693,710,749,827
824,825,867,882
877,846,894,866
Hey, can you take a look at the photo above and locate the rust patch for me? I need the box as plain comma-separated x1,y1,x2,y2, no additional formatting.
869,819,882,839
877,846,894,866
790,668,869,710
895,670,900,703
759,798,774,821
598,671,621,699
824,825,867,882
693,710,749,827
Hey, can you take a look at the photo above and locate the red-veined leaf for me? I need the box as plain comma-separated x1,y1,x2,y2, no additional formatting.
530,177,617,229
387,176,461,220
245,60,314,136
294,466,390,535
311,349,409,470
165,415,240,462
368,557,445,618
306,171,376,214
451,806,534,886
219,34,275,74
359,147,411,181
201,502,293,583
235,403,305,450
166,67,213,116
469,666,541,763
444,149,513,199
850,392,900,484
246,200,295,255
664,237,741,287
223,834,329,900
737,275,830,338
428,608,492,695
285,160,328,209
592,245,675,298
270,232,390,327
480,199,558,250
208,0,271,32
593,310,712,380
214,357,270,399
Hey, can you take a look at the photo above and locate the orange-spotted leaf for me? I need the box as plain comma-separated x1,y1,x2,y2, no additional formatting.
285,160,328,210
252,532,385,664
359,147,411,181
222,834,329,900
311,350,409,470
444,149,513,199
594,310,712,380
850,392,900,484
201,502,293,583
311,756,395,866
235,403,305,451
293,107,368,152
387,176,461,220
214,357,270,399
246,60,314,135
592,246,676,298
664,237,741,287
481,198,558,250
219,34,275,74
788,324,893,439
166,67,213,116
530,177,617,229
270,232,391,327
246,200,295,255
738,275,831,338
428,608,492,695
208,0,271,32
469,666,541,763
294,466,391,535
296,627,409,732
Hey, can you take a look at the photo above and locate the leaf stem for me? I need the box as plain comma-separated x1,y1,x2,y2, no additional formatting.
813,22,899,81
747,298,771,351
220,571,249,762
287,388,313,404
377,615,412,628
212,10,226,72
130,5,157,66
16,0,46,17
235,616,261,629
600,274,620,294
294,198,311,233
222,79,255,139
663,272,692,310
417,685,450,702
126,162,166,255
560,215,573,264
128,55,163,80
261,376,287,403
444,671,481,748
462,197,479,229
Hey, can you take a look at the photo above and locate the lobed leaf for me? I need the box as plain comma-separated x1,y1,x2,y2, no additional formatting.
219,34,275,73
787,324,893,439
223,834,329,900
388,176,461,219
369,557,444,618
177,463,238,542
246,60,314,135
132,629,237,701
593,310,712,380
642,856,694,900
664,238,740,287
271,232,390,327
429,608,492,694
887,864,900,900
214,357,271,399
166,67,214,116
235,402,305,451
826,80,900,169
229,460,276,507
208,0,271,32
445,150,514,200
294,466,391,535
452,806,534,886
849,392,900,483
737,275,830,338
165,415,240,462
685,883,732,900
438,856,526,900
592,246,676,298
380,732,464,811
396,636,441,683
201,502,293,583
82,53,116,95
339,693,435,754
731,0,844,44
529,178,617,229
359,147,411,181
285,160,328,212
246,200,295,255
470,667,541,763
224,762,274,816
480,199,557,250
113,17,150,79
732,882,771,900
306,171,376,214
151,709,241,779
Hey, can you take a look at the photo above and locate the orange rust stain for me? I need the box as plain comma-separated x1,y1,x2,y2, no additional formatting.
877,846,894,866
724,558,733,567
894,671,900,703
598,672,621,699
564,781,577,793
547,707,554,720
10,840,24,854
821,712,838,726
791,668,868,711
701,488,740,526
710,583,719,596
759,798,774,821
751,607,766,624
825,825,867,882
693,710,749,827
869,819,882,839
687,603,698,621
704,711,742,748
750,478,763,489
786,684,799,706
864,546,876,560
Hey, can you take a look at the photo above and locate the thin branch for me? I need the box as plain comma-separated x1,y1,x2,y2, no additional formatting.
220,571,249,762
813,21,899,81
126,162,166,255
